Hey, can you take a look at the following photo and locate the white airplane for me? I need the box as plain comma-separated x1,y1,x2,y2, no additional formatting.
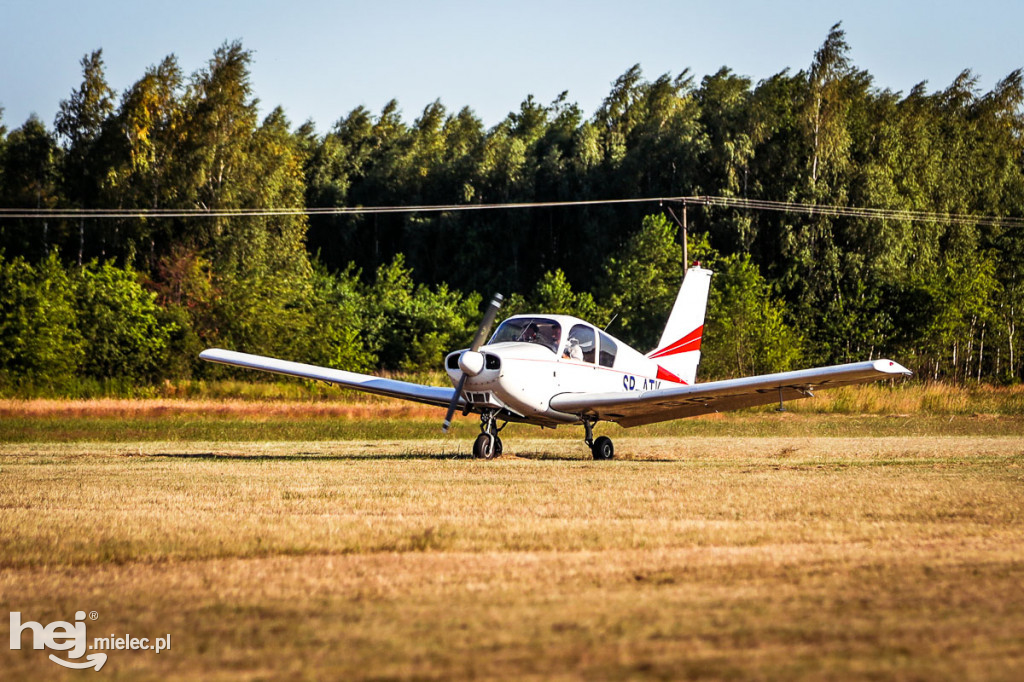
200,265,912,459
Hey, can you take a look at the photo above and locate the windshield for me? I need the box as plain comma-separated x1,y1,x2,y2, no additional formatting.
490,317,562,354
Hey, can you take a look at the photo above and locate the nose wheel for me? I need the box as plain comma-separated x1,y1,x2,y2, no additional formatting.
583,419,614,460
473,411,504,459
473,433,502,459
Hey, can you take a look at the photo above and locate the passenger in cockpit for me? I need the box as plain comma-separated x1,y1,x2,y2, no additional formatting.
564,337,583,361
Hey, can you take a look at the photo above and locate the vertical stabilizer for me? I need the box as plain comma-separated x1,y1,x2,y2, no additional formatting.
646,266,713,384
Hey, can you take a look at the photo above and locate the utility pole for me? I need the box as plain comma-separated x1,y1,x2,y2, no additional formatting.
682,200,688,271
666,199,689,279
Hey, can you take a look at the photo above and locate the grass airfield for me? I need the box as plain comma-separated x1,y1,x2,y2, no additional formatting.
1,393,1023,679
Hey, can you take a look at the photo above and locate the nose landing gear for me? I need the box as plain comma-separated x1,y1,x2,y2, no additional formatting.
583,419,614,460
472,411,505,459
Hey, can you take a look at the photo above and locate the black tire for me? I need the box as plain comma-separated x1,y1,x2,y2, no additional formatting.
473,433,498,459
591,436,614,460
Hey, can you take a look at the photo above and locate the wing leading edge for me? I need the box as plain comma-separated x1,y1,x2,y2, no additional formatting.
549,359,912,427
199,349,459,408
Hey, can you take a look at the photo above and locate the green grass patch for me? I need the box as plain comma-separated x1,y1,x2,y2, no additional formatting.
2,411,1024,443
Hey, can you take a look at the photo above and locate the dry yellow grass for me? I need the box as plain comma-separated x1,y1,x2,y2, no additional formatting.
2,435,1023,679
783,381,1024,415
0,397,442,420
1,381,1022,421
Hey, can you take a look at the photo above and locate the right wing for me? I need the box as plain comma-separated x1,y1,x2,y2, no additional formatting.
199,349,460,408
549,359,912,427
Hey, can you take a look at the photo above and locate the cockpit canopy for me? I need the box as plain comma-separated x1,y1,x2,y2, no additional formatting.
490,317,561,354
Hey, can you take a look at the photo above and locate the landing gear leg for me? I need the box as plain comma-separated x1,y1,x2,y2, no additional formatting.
583,419,614,461
583,419,595,448
472,411,503,459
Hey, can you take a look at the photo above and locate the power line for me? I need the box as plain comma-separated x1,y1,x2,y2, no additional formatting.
696,196,1024,228
0,197,679,220
0,195,1021,228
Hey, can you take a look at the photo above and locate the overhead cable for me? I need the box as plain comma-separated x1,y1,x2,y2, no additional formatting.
0,195,1021,228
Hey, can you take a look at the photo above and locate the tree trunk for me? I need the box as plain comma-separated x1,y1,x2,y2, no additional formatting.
977,323,985,382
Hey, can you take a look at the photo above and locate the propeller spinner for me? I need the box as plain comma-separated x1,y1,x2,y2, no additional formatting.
442,293,503,432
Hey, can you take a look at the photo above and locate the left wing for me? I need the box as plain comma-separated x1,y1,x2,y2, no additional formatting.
549,359,912,427
199,349,460,408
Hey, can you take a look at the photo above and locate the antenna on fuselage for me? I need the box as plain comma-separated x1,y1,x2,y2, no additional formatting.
603,313,619,332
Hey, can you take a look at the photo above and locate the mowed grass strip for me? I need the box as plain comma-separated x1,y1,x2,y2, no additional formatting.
1,437,1022,567
2,436,1023,678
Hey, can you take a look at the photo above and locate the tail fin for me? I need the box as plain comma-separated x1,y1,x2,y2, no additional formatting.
646,266,713,384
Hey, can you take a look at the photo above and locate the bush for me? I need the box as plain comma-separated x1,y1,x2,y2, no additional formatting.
73,260,177,382
0,253,83,386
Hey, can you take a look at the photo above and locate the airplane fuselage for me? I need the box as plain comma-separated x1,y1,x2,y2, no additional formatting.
444,314,684,427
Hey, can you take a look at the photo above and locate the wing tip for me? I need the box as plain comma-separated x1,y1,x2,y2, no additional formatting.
873,358,912,376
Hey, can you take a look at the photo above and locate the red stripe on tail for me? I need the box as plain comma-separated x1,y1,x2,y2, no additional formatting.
656,365,686,384
649,325,703,359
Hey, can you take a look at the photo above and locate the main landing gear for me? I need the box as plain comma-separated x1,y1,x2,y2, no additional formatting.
583,419,614,460
472,411,505,459
470,412,613,461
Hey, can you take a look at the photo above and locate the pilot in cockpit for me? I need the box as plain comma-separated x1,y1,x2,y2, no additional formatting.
518,321,560,353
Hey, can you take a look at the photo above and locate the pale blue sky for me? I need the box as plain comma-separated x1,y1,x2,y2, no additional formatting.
1,0,1021,132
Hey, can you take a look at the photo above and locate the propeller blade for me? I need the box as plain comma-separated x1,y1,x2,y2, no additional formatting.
442,374,467,433
442,293,503,432
469,293,504,351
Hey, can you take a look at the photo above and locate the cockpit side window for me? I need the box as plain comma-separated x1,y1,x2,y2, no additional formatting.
564,324,596,363
598,331,618,368
490,317,562,354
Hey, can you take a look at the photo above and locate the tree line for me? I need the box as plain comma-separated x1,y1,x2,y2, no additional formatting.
0,24,1021,390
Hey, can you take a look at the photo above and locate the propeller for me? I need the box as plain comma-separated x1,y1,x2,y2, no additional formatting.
442,292,503,432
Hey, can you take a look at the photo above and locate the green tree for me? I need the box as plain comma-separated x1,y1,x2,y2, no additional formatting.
600,214,684,350
103,55,186,267
916,254,1001,382
697,68,756,251
701,252,803,378
55,49,116,264
363,254,479,371
0,117,61,259
501,269,602,323
73,260,177,381
149,44,318,366
304,262,375,372
150,244,216,378
0,253,82,385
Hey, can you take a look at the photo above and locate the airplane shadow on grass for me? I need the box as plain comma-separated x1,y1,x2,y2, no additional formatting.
150,452,477,462
147,451,671,462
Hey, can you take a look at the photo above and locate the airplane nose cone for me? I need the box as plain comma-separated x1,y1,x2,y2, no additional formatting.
458,350,485,377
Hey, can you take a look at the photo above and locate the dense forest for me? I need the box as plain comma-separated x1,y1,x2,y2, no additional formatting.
1,24,1022,391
